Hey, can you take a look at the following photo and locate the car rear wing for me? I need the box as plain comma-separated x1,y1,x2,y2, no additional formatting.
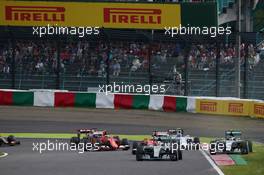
78,129,95,134
225,130,242,137
152,131,169,137
168,128,184,136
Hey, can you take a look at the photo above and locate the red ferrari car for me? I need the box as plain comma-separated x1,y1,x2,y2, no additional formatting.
70,129,130,151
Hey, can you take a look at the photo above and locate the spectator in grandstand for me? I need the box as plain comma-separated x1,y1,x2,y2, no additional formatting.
88,63,97,75
3,64,10,78
98,60,107,77
35,59,44,74
1,40,261,81
112,59,121,77
130,56,141,72
176,71,183,95
258,43,264,59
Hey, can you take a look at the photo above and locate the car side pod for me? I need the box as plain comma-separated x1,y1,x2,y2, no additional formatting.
131,141,138,155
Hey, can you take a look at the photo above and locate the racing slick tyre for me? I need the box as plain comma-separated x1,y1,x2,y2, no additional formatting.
82,138,90,151
194,137,200,143
246,140,253,153
178,149,182,160
121,138,129,150
136,145,144,161
0,138,3,146
95,138,102,146
194,137,200,150
132,142,138,155
94,138,102,151
240,141,249,154
7,135,15,143
231,142,238,150
7,135,19,146
70,137,80,145
121,138,129,145
170,151,178,161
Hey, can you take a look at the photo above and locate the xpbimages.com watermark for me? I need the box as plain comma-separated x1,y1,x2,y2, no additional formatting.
32,24,100,37
32,140,226,154
98,82,166,95
32,140,100,154
164,24,232,38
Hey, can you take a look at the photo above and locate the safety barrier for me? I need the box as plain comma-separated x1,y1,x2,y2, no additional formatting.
0,89,263,119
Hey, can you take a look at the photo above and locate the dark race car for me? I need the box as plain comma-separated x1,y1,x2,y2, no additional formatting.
70,129,130,151
132,131,169,155
132,131,183,161
209,130,253,155
168,128,200,150
0,135,20,147
132,129,200,154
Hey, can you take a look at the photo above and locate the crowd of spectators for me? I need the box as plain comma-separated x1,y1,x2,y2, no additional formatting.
188,43,262,70
0,40,263,79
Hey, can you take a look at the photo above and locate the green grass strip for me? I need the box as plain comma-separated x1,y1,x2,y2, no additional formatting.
221,144,264,175
229,155,247,165
1,133,214,141
0,133,151,141
1,133,214,142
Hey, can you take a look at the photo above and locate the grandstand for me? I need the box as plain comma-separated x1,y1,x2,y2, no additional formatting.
0,0,263,100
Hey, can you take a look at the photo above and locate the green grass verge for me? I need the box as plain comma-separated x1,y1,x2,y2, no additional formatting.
1,133,263,175
1,133,213,141
0,133,151,141
199,137,264,175
221,143,264,175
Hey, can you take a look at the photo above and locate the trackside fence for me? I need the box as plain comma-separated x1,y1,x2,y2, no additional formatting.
0,89,263,119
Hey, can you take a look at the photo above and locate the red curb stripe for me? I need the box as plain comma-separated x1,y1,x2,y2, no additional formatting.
211,154,235,166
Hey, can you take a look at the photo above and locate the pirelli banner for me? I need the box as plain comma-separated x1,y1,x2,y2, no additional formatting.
0,1,182,29
196,99,252,116
0,1,218,29
251,101,264,119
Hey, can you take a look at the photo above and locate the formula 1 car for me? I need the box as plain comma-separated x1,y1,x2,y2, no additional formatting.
209,130,253,155
70,129,130,151
132,129,200,154
168,128,200,150
134,132,182,161
132,131,168,155
0,135,20,147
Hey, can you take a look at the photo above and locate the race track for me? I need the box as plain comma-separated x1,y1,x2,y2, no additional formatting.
0,106,263,142
0,106,264,175
0,139,218,175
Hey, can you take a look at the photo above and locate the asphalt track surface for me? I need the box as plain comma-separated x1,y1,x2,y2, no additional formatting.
0,106,263,142
0,106,264,175
0,139,219,175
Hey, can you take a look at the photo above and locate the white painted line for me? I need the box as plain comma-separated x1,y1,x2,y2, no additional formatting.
0,152,8,158
200,150,225,175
